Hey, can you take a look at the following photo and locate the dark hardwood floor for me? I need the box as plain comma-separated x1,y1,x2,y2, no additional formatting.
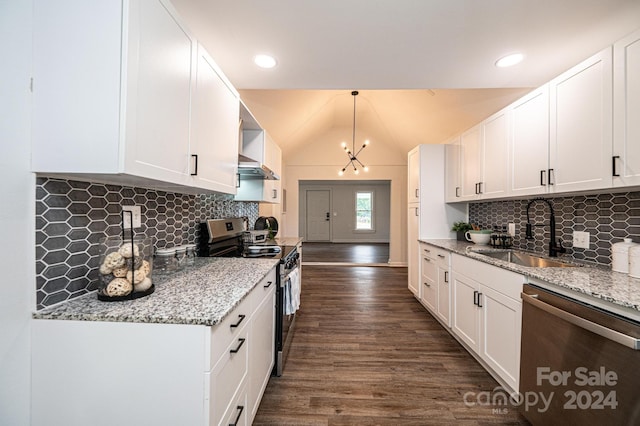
254,266,530,425
302,242,390,264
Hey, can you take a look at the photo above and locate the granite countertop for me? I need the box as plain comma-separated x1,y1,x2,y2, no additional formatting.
420,239,640,317
33,257,280,326
274,236,303,247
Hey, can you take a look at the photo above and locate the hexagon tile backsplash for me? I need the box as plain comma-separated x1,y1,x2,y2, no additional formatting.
469,192,640,266
35,177,259,309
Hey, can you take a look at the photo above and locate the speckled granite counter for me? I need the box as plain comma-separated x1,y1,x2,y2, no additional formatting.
274,237,303,247
420,239,640,318
33,257,279,326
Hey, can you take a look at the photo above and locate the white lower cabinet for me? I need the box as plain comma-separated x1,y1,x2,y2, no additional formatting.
450,254,524,392
407,204,420,296
248,279,276,421
32,267,277,426
419,243,451,327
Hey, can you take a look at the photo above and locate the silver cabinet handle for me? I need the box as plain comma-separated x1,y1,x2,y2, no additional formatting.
522,292,640,350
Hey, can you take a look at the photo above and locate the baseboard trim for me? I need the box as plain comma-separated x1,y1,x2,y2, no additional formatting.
301,262,401,267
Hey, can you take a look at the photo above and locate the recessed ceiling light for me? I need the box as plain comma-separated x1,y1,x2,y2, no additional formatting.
254,54,277,69
495,53,524,68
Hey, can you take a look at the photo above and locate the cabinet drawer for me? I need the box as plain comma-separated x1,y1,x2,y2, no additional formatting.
421,244,449,268
452,254,524,300
251,268,277,311
221,384,248,426
207,325,249,426
210,292,252,368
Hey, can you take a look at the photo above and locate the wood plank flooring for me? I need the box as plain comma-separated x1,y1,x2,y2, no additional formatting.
302,243,390,264
253,266,530,425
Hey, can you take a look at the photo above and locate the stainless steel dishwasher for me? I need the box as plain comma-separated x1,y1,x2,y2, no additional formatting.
520,284,640,426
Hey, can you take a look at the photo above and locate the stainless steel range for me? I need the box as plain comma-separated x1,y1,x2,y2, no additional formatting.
199,218,301,376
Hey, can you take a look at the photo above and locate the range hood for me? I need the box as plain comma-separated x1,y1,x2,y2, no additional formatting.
238,154,280,180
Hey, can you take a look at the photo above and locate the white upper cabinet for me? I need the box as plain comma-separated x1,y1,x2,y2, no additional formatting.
191,45,240,194
509,86,550,197
613,29,640,187
32,0,240,195
481,108,510,199
459,124,483,201
549,47,613,193
445,137,461,203
408,146,421,203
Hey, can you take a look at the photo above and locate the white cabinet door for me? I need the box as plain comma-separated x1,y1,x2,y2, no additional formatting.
408,146,421,202
123,0,194,184
613,29,640,187
451,271,480,352
482,109,510,198
407,205,419,296
248,285,275,422
436,264,451,327
549,47,613,193
459,124,482,201
420,256,437,313
479,285,522,393
191,44,240,194
509,86,550,196
445,137,462,202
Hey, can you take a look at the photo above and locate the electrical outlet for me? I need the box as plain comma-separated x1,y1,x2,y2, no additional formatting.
508,223,516,236
122,206,142,229
573,231,590,249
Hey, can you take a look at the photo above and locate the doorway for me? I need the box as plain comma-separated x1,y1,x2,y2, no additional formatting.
299,180,391,265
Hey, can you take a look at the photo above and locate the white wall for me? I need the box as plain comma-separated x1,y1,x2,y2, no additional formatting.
282,126,407,265
0,1,35,424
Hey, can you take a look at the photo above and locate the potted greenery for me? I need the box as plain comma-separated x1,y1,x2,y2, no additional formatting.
451,221,473,241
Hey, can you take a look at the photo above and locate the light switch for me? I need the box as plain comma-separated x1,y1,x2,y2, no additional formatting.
122,206,142,229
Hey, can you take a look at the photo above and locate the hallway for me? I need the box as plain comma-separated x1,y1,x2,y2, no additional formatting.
253,265,529,425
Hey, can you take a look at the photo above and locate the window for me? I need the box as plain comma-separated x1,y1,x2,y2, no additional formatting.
355,191,374,230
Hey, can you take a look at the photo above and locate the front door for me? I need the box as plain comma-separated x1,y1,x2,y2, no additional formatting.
306,189,331,241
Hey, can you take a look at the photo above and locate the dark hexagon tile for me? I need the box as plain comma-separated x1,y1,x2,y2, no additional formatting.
121,188,135,198
68,202,91,215
105,192,120,202
35,231,47,245
88,184,108,196
67,252,90,266
88,197,108,209
42,249,70,265
66,265,89,280
42,291,70,306
43,208,72,223
43,264,69,280
67,215,90,228
68,189,91,202
43,180,71,195
66,240,90,253
42,277,69,294
43,194,71,208
67,277,90,293
68,228,90,241
43,222,71,237
35,201,48,216
42,236,71,251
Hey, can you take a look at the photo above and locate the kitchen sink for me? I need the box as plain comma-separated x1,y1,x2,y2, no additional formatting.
474,250,577,268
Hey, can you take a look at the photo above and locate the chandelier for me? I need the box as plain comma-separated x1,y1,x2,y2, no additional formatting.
338,91,370,176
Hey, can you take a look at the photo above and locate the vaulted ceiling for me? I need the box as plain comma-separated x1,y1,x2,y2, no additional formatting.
171,0,640,157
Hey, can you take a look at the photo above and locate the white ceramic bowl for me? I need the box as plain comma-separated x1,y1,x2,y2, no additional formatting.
465,230,492,245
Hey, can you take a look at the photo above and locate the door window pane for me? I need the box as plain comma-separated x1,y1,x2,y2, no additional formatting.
356,191,373,230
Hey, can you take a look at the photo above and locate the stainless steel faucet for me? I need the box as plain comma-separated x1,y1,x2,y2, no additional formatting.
525,198,566,257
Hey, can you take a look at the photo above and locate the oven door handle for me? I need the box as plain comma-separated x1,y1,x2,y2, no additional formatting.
522,292,640,350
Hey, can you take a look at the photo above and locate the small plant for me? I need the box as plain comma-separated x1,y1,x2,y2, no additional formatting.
451,221,472,232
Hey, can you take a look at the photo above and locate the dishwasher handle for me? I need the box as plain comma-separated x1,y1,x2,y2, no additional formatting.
522,292,640,350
